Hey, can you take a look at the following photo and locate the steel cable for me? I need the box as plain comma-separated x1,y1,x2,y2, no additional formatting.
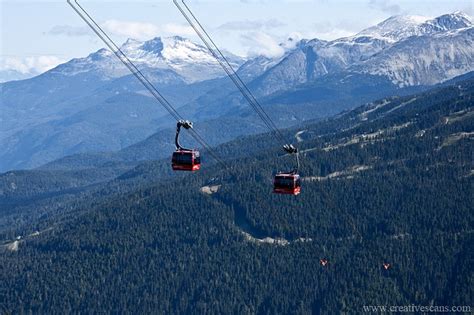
68,0,227,169
175,0,300,172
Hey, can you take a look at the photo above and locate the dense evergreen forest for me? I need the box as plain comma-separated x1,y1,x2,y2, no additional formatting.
0,78,473,313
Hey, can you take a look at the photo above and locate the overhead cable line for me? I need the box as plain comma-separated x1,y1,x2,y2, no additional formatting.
67,0,227,169
174,0,292,147
174,0,300,175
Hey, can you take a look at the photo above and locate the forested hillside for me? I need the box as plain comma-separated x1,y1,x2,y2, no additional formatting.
0,78,473,313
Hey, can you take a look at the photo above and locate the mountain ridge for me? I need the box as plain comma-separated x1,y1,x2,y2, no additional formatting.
1,11,473,172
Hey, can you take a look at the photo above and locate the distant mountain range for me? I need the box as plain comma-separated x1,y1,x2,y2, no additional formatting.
0,69,38,83
1,12,473,172
252,12,473,95
51,36,244,83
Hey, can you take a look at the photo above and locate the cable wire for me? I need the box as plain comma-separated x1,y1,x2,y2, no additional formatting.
174,0,300,172
67,0,227,169
174,0,290,146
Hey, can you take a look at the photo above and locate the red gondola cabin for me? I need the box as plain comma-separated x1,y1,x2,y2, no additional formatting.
172,149,201,171
273,173,301,195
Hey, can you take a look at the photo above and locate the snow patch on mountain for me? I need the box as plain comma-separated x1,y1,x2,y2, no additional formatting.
357,15,430,42
50,48,126,79
49,36,244,83
253,11,473,92
119,36,244,82
355,12,471,43
359,26,474,86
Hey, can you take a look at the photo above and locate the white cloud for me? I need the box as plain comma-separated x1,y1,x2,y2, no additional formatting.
302,28,356,41
48,25,90,37
302,19,373,41
240,0,316,3
280,32,303,50
368,0,402,15
0,56,65,75
218,19,286,31
241,31,285,58
162,23,195,36
48,21,195,40
101,20,160,40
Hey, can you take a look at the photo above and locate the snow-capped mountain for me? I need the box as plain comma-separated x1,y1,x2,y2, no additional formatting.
348,11,471,44
50,36,244,83
0,36,246,171
355,12,473,86
252,11,473,95
356,15,430,42
50,47,128,80
118,36,245,82
358,26,474,87
1,11,473,172
419,11,472,34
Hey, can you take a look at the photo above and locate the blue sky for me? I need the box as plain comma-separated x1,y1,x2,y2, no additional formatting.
1,0,472,74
